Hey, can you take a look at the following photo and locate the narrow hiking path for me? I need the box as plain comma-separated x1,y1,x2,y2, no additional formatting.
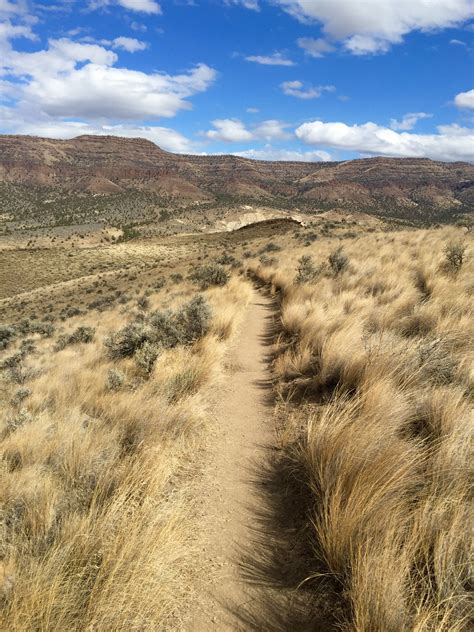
187,288,277,631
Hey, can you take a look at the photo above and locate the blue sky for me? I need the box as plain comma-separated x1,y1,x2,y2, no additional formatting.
1,0,473,161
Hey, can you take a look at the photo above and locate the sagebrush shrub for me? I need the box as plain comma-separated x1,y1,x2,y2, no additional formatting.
0,325,16,350
105,322,150,358
135,341,160,375
444,241,466,272
147,311,182,348
259,254,278,267
137,295,150,311
55,326,95,351
69,326,95,344
6,409,34,433
106,368,125,391
32,322,56,337
216,252,238,266
260,242,282,253
191,264,229,289
1,350,25,370
105,295,212,361
296,255,318,284
328,247,349,275
11,387,31,406
174,295,212,343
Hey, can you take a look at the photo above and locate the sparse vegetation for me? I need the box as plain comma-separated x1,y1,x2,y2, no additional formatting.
1,171,472,632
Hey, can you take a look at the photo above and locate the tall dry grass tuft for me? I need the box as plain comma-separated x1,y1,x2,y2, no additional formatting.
249,226,473,631
0,274,252,630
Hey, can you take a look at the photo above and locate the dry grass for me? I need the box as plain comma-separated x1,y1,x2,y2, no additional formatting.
250,226,473,631
0,273,252,630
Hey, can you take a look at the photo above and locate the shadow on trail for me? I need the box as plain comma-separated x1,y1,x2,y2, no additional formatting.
232,453,344,631
227,291,344,631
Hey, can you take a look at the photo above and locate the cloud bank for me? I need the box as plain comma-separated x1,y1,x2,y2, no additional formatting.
296,120,474,162
278,1,474,55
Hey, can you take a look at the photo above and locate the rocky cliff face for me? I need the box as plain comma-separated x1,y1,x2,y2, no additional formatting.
1,134,473,219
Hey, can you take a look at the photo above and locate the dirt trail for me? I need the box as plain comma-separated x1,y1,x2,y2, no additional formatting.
187,289,276,630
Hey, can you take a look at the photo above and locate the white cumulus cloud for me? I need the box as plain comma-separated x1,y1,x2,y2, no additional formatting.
454,89,474,109
276,1,474,54
206,119,254,142
112,36,147,52
295,119,474,162
0,36,216,120
205,118,290,142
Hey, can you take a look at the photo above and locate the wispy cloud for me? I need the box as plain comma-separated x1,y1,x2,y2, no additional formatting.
280,80,335,100
245,52,294,66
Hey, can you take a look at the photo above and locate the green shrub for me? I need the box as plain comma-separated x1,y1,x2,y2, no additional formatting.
20,339,36,355
11,387,31,406
147,311,181,348
191,264,229,289
444,241,466,272
69,326,95,344
6,409,34,433
296,255,318,284
328,247,349,275
0,325,16,350
105,295,212,360
174,295,212,343
104,322,150,358
260,242,282,253
216,252,238,265
137,295,150,311
1,351,25,370
106,368,125,391
54,326,95,351
135,341,160,375
259,254,277,267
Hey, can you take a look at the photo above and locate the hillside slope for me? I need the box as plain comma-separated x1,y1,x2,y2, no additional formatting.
1,134,473,221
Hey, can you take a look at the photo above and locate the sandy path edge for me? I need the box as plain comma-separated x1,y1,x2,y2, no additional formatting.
186,288,276,630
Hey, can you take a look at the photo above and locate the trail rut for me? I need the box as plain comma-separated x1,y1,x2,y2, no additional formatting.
187,289,276,630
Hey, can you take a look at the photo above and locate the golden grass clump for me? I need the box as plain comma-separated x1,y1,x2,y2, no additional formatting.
250,226,473,631
0,274,252,630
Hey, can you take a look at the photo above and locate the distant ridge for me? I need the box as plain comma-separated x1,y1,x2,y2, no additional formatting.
0,134,473,220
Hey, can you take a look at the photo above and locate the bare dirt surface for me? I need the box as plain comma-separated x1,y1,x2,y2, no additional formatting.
186,290,276,630
186,287,341,631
